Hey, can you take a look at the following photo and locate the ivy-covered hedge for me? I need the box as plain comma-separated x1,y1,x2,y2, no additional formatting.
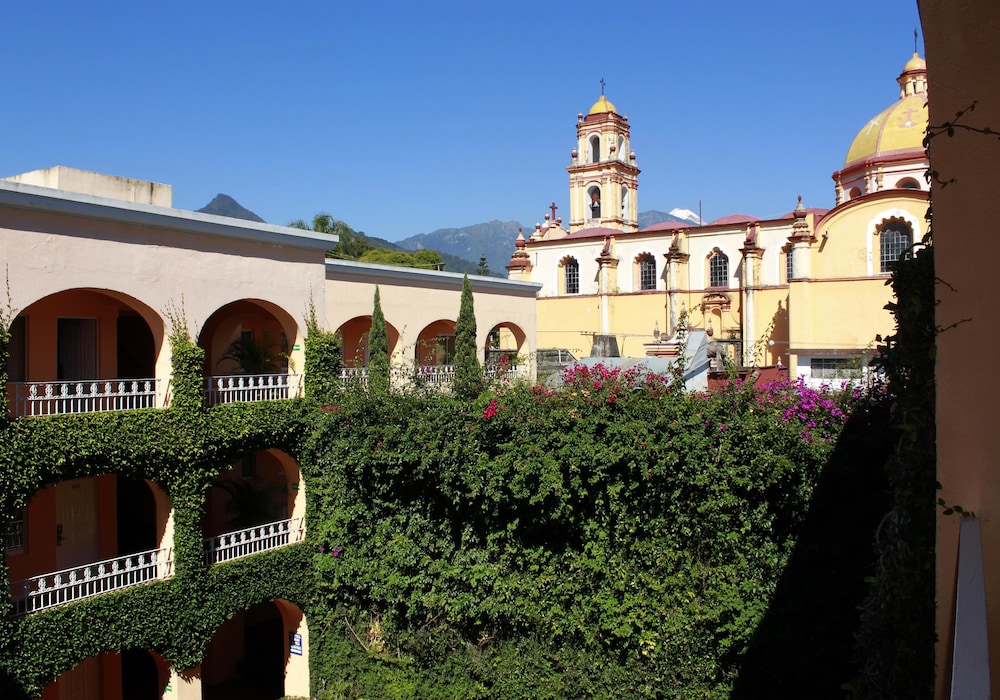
303,366,890,698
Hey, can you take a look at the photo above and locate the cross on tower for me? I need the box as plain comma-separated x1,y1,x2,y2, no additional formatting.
549,202,558,221
600,77,606,95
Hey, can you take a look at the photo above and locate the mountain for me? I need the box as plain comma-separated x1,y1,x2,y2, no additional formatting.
638,209,701,228
398,211,700,275
197,194,266,223
397,220,523,278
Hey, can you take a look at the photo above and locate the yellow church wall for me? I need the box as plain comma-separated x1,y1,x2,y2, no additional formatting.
787,278,890,354
536,295,601,358
809,191,927,280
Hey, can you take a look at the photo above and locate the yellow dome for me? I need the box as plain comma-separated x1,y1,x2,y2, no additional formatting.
844,93,927,166
587,95,617,116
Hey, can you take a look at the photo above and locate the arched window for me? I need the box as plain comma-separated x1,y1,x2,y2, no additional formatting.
564,258,580,294
709,251,729,288
880,221,913,272
896,177,921,189
785,247,794,282
589,135,600,163
848,186,863,200
617,135,626,161
587,186,601,219
621,185,628,219
638,254,656,291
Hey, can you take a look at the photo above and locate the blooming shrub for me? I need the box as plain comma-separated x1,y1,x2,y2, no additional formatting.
304,366,889,698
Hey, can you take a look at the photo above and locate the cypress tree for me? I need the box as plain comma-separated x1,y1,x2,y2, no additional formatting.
368,286,390,394
453,274,482,400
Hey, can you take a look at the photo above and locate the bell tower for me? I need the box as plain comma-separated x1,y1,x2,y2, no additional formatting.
567,87,640,233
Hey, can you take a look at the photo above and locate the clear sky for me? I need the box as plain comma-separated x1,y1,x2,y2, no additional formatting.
2,1,923,241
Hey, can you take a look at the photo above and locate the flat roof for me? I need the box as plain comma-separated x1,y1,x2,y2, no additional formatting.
0,180,338,252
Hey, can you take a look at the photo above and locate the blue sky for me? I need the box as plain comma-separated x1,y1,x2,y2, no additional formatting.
2,1,923,241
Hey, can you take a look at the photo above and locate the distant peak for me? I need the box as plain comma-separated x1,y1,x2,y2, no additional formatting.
197,194,266,223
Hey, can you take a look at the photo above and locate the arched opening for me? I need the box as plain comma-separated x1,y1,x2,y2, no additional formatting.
415,320,457,367
203,450,305,566
9,476,173,616
198,300,300,404
895,177,921,189
484,323,528,381
589,134,600,163
621,184,629,219
617,135,626,161
8,289,164,417
587,186,602,219
121,649,165,700
848,186,863,200
202,599,309,700
335,316,402,370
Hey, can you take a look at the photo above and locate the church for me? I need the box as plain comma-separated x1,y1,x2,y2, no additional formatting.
508,52,930,386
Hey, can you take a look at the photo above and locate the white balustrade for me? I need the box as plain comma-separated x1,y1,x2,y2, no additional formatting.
415,364,456,386
484,363,523,383
204,373,303,405
11,379,160,417
204,517,305,566
10,547,173,616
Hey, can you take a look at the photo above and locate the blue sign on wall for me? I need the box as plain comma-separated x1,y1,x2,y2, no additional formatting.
289,631,303,656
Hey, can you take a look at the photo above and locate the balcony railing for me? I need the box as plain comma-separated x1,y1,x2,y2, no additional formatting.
205,373,303,405
204,517,305,566
10,379,161,417
10,547,173,616
340,364,523,389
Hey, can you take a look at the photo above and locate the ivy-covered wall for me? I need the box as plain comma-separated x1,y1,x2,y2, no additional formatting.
0,330,314,698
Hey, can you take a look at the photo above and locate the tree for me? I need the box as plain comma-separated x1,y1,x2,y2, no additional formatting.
289,213,375,260
476,254,490,276
452,274,482,400
360,248,443,270
368,286,390,394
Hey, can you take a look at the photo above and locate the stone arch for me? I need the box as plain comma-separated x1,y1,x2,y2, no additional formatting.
414,319,457,366
8,288,166,415
201,598,310,699
336,315,401,368
198,298,298,376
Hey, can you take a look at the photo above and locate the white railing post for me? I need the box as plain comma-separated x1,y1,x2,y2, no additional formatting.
203,374,303,405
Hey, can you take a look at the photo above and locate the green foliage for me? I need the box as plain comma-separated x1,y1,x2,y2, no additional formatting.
219,332,282,374
367,287,390,395
852,241,936,699
304,371,881,697
290,213,375,260
305,301,344,404
476,254,490,276
165,305,205,413
360,248,443,270
452,275,482,401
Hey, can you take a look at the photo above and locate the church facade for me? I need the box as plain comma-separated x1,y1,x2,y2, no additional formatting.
509,54,930,386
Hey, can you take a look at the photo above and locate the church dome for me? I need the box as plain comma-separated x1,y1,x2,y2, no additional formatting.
844,53,928,168
587,95,618,116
